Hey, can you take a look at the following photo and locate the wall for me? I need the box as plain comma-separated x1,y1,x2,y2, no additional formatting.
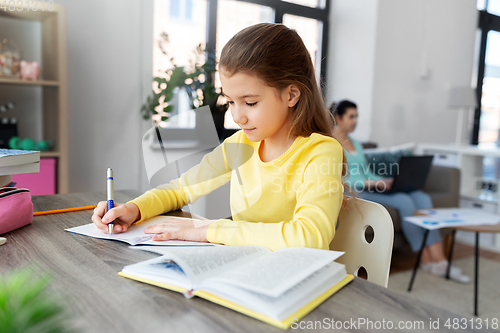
327,0,379,142
55,0,146,192
327,0,479,147
371,0,478,147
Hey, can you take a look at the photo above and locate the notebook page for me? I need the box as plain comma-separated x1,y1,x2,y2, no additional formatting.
65,216,213,246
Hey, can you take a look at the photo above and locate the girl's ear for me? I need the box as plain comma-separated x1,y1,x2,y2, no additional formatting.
287,84,301,107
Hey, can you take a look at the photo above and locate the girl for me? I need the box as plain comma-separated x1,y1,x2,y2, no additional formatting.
91,23,346,251
331,100,470,283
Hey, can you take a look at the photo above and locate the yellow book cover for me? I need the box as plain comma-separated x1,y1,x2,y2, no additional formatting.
118,246,352,329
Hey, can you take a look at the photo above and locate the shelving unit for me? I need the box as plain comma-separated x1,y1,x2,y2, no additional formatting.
0,2,68,193
417,143,500,251
417,143,500,211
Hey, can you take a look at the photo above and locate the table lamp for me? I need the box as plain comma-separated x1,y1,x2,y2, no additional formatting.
448,86,477,146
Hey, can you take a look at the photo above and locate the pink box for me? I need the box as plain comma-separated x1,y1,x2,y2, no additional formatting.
12,158,57,195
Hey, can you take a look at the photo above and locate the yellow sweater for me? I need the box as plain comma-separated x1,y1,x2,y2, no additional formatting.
130,131,344,251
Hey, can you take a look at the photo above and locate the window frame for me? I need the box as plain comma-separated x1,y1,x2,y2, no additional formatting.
474,7,500,144
205,0,330,96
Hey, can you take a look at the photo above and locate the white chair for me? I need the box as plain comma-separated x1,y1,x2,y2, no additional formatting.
329,198,394,287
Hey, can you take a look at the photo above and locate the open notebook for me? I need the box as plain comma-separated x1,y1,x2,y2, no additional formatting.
65,216,215,246
119,246,353,329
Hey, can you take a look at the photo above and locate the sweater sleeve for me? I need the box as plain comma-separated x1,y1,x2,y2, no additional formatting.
346,138,383,191
206,141,344,251
129,139,233,223
354,138,383,181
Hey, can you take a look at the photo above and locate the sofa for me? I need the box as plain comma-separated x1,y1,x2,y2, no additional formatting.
361,143,460,250
385,165,460,249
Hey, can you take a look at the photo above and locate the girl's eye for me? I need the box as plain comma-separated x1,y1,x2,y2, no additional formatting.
246,102,257,107
227,101,234,105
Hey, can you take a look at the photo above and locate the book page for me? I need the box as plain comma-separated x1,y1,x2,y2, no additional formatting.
122,255,193,291
155,246,270,286
65,216,214,246
206,247,344,298
199,262,347,321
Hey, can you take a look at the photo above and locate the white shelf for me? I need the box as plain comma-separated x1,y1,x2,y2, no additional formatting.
420,143,500,250
461,193,499,204
418,143,500,158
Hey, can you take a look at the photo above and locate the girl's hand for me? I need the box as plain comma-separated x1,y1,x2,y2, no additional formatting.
144,218,217,243
91,202,141,234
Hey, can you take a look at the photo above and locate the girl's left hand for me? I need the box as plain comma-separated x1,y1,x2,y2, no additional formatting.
144,218,218,243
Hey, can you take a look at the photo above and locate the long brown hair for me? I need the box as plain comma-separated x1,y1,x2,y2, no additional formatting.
219,23,352,203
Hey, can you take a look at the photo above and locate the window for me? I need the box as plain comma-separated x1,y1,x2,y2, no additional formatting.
169,0,195,20
153,0,329,130
216,1,275,129
154,0,206,72
153,0,207,128
475,0,500,179
170,0,180,17
283,14,323,80
474,1,500,145
478,31,500,145
487,0,500,16
216,1,274,62
282,0,323,9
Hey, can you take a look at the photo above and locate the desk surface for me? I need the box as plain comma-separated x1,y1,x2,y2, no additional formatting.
0,190,490,333
451,224,500,233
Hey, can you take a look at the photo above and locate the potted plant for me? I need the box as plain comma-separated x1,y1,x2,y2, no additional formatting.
0,268,71,332
141,33,227,138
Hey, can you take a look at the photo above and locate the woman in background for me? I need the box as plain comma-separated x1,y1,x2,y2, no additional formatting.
331,100,470,283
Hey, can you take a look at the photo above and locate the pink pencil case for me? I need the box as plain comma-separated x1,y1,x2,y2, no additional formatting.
0,187,33,235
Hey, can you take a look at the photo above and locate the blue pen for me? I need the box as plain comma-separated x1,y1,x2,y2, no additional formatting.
107,168,114,235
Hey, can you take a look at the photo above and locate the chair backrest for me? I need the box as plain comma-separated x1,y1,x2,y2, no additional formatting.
330,198,394,287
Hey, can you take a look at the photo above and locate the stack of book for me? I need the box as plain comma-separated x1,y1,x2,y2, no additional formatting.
0,149,40,187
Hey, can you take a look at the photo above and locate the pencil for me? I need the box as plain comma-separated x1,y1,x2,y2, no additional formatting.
33,205,97,216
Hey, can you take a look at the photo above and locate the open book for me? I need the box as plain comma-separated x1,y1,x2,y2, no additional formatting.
119,246,353,329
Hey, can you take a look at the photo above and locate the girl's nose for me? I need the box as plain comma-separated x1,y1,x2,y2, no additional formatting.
231,106,247,125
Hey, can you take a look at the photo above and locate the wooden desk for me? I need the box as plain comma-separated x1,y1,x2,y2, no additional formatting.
0,191,490,332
